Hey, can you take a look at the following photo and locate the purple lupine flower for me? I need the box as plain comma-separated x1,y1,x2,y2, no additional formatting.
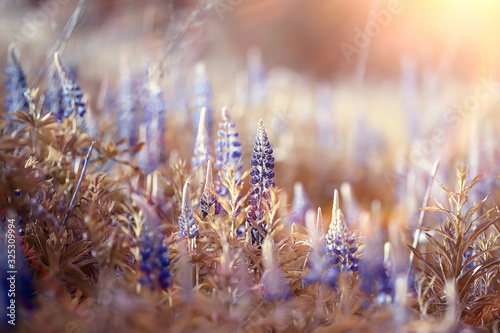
325,190,359,279
4,45,28,130
139,231,171,290
192,107,212,169
199,160,219,218
54,52,86,119
44,69,63,118
178,181,199,238
247,118,275,245
214,107,242,196
290,181,311,225
360,256,393,304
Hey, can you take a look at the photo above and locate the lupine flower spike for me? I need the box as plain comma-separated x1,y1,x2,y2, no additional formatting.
178,180,199,240
325,190,359,279
247,118,275,245
214,107,243,196
54,52,86,119
199,160,218,218
139,232,171,290
44,69,62,119
192,107,211,170
4,45,28,130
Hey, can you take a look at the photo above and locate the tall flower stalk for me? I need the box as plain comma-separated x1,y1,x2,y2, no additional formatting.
199,160,218,218
325,190,359,277
178,181,199,251
214,107,242,197
54,52,86,119
4,45,28,130
247,118,275,245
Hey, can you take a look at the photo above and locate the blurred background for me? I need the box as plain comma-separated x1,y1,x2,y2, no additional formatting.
1,0,499,228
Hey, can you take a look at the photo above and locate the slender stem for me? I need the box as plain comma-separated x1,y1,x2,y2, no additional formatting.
159,0,216,62
62,141,96,226
31,0,87,88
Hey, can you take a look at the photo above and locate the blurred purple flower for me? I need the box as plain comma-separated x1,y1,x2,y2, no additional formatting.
139,231,171,290
4,45,28,130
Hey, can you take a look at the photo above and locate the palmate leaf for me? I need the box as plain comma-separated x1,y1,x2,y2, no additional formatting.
11,109,59,129
26,223,97,291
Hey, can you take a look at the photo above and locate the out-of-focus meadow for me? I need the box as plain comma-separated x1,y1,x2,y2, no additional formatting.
1,0,500,331
1,0,498,214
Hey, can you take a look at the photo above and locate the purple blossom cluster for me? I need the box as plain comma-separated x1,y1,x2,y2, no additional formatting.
214,107,242,196
360,259,393,304
325,190,359,275
247,119,275,244
178,181,199,238
54,53,86,119
4,46,28,129
199,161,219,218
139,232,171,290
